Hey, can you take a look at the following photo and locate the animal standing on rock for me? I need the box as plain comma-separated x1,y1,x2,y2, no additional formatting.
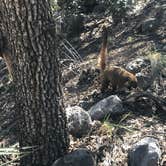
97,25,137,92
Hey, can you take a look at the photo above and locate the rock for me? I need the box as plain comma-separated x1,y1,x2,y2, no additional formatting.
66,106,92,137
88,95,126,120
128,137,161,166
126,57,150,73
52,148,96,166
78,100,92,110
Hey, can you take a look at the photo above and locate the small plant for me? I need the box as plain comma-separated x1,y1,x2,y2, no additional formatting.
127,36,134,43
101,112,133,136
0,145,38,166
101,121,114,136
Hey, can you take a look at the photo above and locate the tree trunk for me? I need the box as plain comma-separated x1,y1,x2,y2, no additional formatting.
0,0,69,166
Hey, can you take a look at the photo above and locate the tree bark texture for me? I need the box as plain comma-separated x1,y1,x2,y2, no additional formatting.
0,1,69,166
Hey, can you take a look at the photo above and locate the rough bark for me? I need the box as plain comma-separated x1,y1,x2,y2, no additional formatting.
0,0,69,166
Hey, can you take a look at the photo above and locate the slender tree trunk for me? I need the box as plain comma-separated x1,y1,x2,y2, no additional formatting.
0,0,69,166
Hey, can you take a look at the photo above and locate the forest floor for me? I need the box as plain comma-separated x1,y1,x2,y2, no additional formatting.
62,0,166,165
0,0,165,165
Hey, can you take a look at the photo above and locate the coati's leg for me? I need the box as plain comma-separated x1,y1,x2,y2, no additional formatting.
111,84,117,92
101,78,109,92
110,78,117,92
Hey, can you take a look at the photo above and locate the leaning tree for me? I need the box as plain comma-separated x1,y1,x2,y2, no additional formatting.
0,0,69,165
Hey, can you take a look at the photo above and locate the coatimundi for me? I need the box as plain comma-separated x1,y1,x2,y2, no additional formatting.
97,26,137,92
0,32,13,80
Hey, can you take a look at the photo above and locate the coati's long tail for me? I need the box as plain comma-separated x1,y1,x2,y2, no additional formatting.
97,25,108,71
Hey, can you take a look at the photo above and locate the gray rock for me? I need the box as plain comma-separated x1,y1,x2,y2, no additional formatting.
88,95,125,120
52,148,96,166
78,100,91,110
128,137,161,166
66,106,92,137
126,57,150,73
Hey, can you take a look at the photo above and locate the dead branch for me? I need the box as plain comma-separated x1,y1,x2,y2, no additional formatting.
123,91,166,113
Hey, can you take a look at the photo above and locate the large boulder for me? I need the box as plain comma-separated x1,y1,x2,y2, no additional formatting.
52,148,96,166
128,137,161,166
88,95,126,120
66,106,92,138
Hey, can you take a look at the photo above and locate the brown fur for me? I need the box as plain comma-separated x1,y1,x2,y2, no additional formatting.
1,53,13,80
97,26,137,91
101,66,137,91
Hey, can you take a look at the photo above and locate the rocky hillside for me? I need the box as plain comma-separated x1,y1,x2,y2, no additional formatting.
0,0,165,165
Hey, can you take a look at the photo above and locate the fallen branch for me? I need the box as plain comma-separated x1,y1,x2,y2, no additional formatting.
123,91,166,113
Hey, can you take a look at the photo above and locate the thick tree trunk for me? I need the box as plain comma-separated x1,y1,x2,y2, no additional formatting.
0,0,69,166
